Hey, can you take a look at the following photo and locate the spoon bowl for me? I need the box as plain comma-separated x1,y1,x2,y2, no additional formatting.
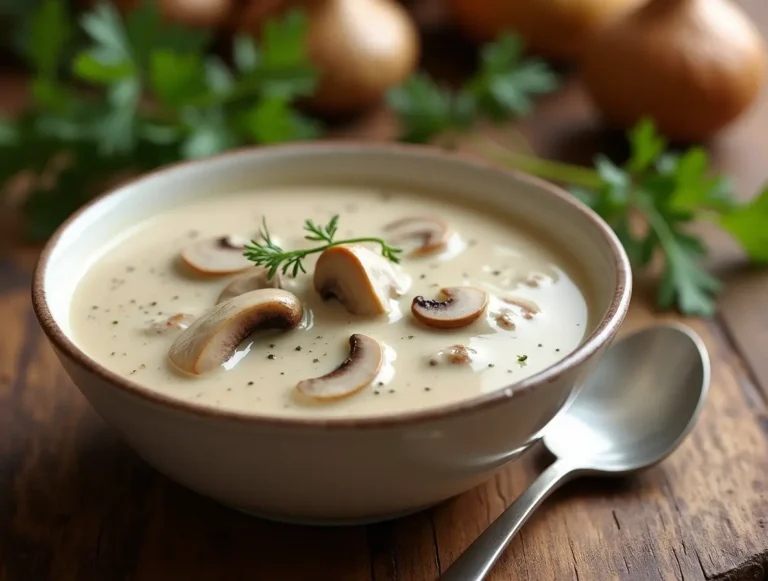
441,323,710,581
545,323,710,474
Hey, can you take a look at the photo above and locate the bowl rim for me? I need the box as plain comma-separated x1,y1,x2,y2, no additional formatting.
31,141,632,430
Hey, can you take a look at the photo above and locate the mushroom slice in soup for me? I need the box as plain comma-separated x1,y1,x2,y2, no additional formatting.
168,289,303,375
412,286,488,329
180,234,252,276
313,244,408,316
384,216,450,257
296,334,384,401
217,268,282,304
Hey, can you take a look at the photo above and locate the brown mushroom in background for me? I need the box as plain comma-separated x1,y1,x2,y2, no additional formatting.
168,288,303,375
314,244,409,316
446,0,644,60
180,235,252,277
296,334,384,400
239,0,420,115
581,0,767,142
412,286,488,329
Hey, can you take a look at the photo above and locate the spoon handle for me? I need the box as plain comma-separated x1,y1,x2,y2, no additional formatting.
440,459,576,581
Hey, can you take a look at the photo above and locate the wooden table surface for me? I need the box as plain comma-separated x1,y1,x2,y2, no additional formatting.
2,1,768,580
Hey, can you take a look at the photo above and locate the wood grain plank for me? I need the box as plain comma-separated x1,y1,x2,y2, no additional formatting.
428,301,768,581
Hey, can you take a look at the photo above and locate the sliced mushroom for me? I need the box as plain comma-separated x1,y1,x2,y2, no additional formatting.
313,244,408,316
412,286,488,329
145,313,196,335
168,289,303,375
217,268,282,304
384,216,450,257
180,234,252,276
296,334,384,401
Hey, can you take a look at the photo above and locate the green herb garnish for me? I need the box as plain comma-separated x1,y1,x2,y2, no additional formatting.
0,0,321,240
387,33,558,145
517,354,528,362
244,215,402,279
480,118,768,317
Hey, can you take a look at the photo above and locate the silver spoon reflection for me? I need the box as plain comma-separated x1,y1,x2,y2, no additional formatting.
441,323,710,581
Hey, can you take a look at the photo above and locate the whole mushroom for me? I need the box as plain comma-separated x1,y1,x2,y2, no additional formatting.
239,0,420,115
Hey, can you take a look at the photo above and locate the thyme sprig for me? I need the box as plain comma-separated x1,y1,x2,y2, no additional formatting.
244,215,402,278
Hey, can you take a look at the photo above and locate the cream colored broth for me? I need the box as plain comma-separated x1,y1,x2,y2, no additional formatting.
70,185,590,418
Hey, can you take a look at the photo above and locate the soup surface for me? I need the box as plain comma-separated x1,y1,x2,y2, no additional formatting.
70,185,591,418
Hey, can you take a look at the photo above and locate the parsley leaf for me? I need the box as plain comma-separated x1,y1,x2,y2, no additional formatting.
466,33,558,120
481,118,767,317
386,74,464,143
720,186,768,262
389,32,558,144
1,0,322,241
25,0,73,78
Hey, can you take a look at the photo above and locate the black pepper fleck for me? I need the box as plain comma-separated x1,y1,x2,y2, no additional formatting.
150,301,157,307
373,391,380,395
248,381,254,386
269,343,276,348
556,348,561,352
295,346,302,351
538,343,542,347
267,354,276,360
408,335,414,339
112,320,118,325
91,305,98,310
492,270,501,276
377,382,384,387
388,389,395,394
280,372,285,375
110,352,116,356
488,363,495,368
424,387,431,391
313,358,319,363
419,274,426,279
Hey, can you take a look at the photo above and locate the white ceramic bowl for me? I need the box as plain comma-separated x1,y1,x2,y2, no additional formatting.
32,144,631,525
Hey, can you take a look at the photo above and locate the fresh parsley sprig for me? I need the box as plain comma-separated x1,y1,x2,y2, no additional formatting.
0,0,322,240
477,119,768,317
387,33,559,144
245,215,403,279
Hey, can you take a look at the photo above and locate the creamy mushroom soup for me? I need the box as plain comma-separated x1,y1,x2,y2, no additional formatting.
70,185,592,418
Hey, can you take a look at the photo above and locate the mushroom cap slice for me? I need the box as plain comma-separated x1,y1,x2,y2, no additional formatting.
168,289,303,375
217,268,282,304
411,286,489,329
384,216,450,257
313,244,408,316
296,334,384,401
180,235,252,276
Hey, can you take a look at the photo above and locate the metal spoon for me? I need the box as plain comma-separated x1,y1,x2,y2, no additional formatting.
441,323,710,581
